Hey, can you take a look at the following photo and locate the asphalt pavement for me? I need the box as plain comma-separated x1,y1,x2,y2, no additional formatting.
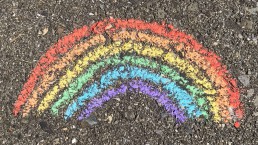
0,0,258,144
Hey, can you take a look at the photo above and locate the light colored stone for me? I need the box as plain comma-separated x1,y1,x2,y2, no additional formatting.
72,138,77,144
241,19,253,30
53,138,60,145
254,96,258,106
107,114,113,124
245,3,258,15
38,27,48,36
238,75,250,86
157,8,166,19
42,27,48,35
246,89,254,98
62,127,68,131
86,116,98,126
253,112,258,116
188,2,199,12
238,34,243,39
213,42,219,46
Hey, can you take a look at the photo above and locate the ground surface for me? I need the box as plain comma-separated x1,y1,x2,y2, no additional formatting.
0,0,258,144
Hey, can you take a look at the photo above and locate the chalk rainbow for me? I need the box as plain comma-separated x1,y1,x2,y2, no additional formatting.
13,18,243,125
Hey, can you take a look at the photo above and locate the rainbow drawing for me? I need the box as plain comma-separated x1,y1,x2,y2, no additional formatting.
13,18,244,126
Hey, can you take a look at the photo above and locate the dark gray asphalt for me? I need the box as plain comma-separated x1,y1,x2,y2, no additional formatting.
0,0,258,144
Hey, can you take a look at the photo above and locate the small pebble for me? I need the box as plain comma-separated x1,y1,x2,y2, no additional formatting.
57,26,64,35
157,8,166,19
238,75,250,86
53,138,60,145
246,89,254,98
238,34,243,39
188,2,199,12
128,105,132,110
42,27,48,35
241,20,253,30
154,130,163,135
72,138,77,144
125,111,136,120
245,6,258,15
62,127,68,131
85,115,98,126
253,112,258,116
39,121,52,133
107,114,113,123
254,96,258,106
213,42,219,46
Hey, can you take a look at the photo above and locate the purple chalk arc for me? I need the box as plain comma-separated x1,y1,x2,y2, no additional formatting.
78,80,187,123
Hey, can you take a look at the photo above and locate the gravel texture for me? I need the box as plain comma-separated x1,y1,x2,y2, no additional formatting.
0,0,258,144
